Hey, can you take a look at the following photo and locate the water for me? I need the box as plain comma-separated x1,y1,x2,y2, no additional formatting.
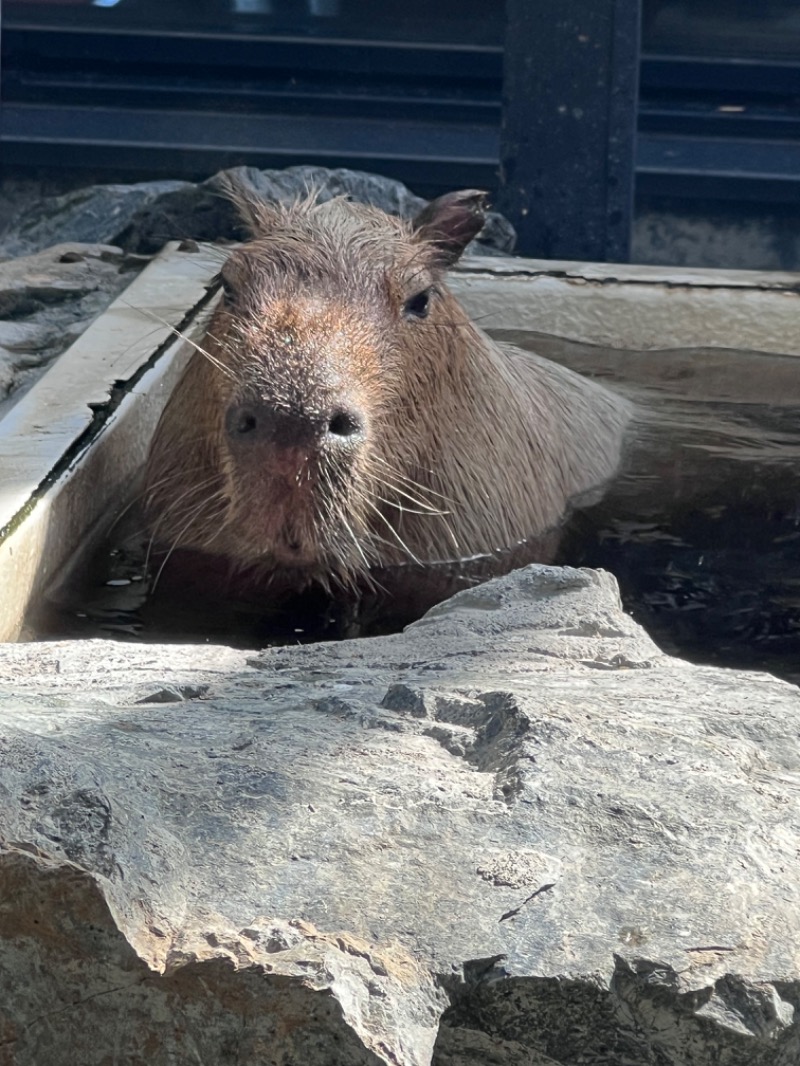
31,335,800,684
502,331,800,684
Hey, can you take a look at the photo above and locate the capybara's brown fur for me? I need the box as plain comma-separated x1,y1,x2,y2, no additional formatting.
144,185,631,614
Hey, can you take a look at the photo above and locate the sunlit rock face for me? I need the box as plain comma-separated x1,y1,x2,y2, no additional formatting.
0,564,798,1066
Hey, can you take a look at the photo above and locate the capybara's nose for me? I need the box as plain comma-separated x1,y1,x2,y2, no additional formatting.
225,400,365,452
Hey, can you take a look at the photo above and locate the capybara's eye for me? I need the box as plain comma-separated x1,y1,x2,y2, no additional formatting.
403,289,431,319
216,271,236,302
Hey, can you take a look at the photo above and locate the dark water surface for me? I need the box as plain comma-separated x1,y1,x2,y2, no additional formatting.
510,332,800,686
32,335,800,686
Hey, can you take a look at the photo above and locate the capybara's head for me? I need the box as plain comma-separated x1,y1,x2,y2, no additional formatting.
144,185,489,589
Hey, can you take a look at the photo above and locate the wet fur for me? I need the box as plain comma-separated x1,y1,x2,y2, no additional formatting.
144,187,631,596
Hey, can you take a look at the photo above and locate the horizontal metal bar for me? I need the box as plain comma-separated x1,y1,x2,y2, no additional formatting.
3,7,504,48
9,28,800,94
640,102,800,141
0,103,498,192
641,54,800,95
5,105,800,202
2,25,503,80
0,102,497,161
5,69,500,126
637,132,800,201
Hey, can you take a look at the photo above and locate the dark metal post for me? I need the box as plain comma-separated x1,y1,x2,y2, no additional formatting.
498,0,641,262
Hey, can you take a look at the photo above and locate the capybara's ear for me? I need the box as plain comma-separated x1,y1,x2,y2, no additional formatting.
215,170,280,237
412,190,488,266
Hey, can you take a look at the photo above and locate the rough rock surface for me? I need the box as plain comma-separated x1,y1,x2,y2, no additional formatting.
0,180,188,259
0,242,134,411
0,166,516,260
0,564,798,1065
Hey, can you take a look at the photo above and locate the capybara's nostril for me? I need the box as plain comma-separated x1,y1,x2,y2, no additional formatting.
225,400,359,451
225,401,314,448
327,408,365,440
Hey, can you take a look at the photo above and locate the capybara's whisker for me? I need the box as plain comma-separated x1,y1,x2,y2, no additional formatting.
108,464,216,534
370,457,455,506
151,489,227,592
368,478,450,516
144,474,224,574
361,498,423,566
126,299,236,381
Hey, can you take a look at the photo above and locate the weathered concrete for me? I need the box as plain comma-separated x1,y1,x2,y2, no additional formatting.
0,243,217,643
634,197,800,273
0,565,798,1064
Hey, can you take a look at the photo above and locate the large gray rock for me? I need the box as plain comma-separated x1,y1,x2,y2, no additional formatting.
0,565,798,1065
0,242,132,409
0,180,188,259
0,167,516,259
